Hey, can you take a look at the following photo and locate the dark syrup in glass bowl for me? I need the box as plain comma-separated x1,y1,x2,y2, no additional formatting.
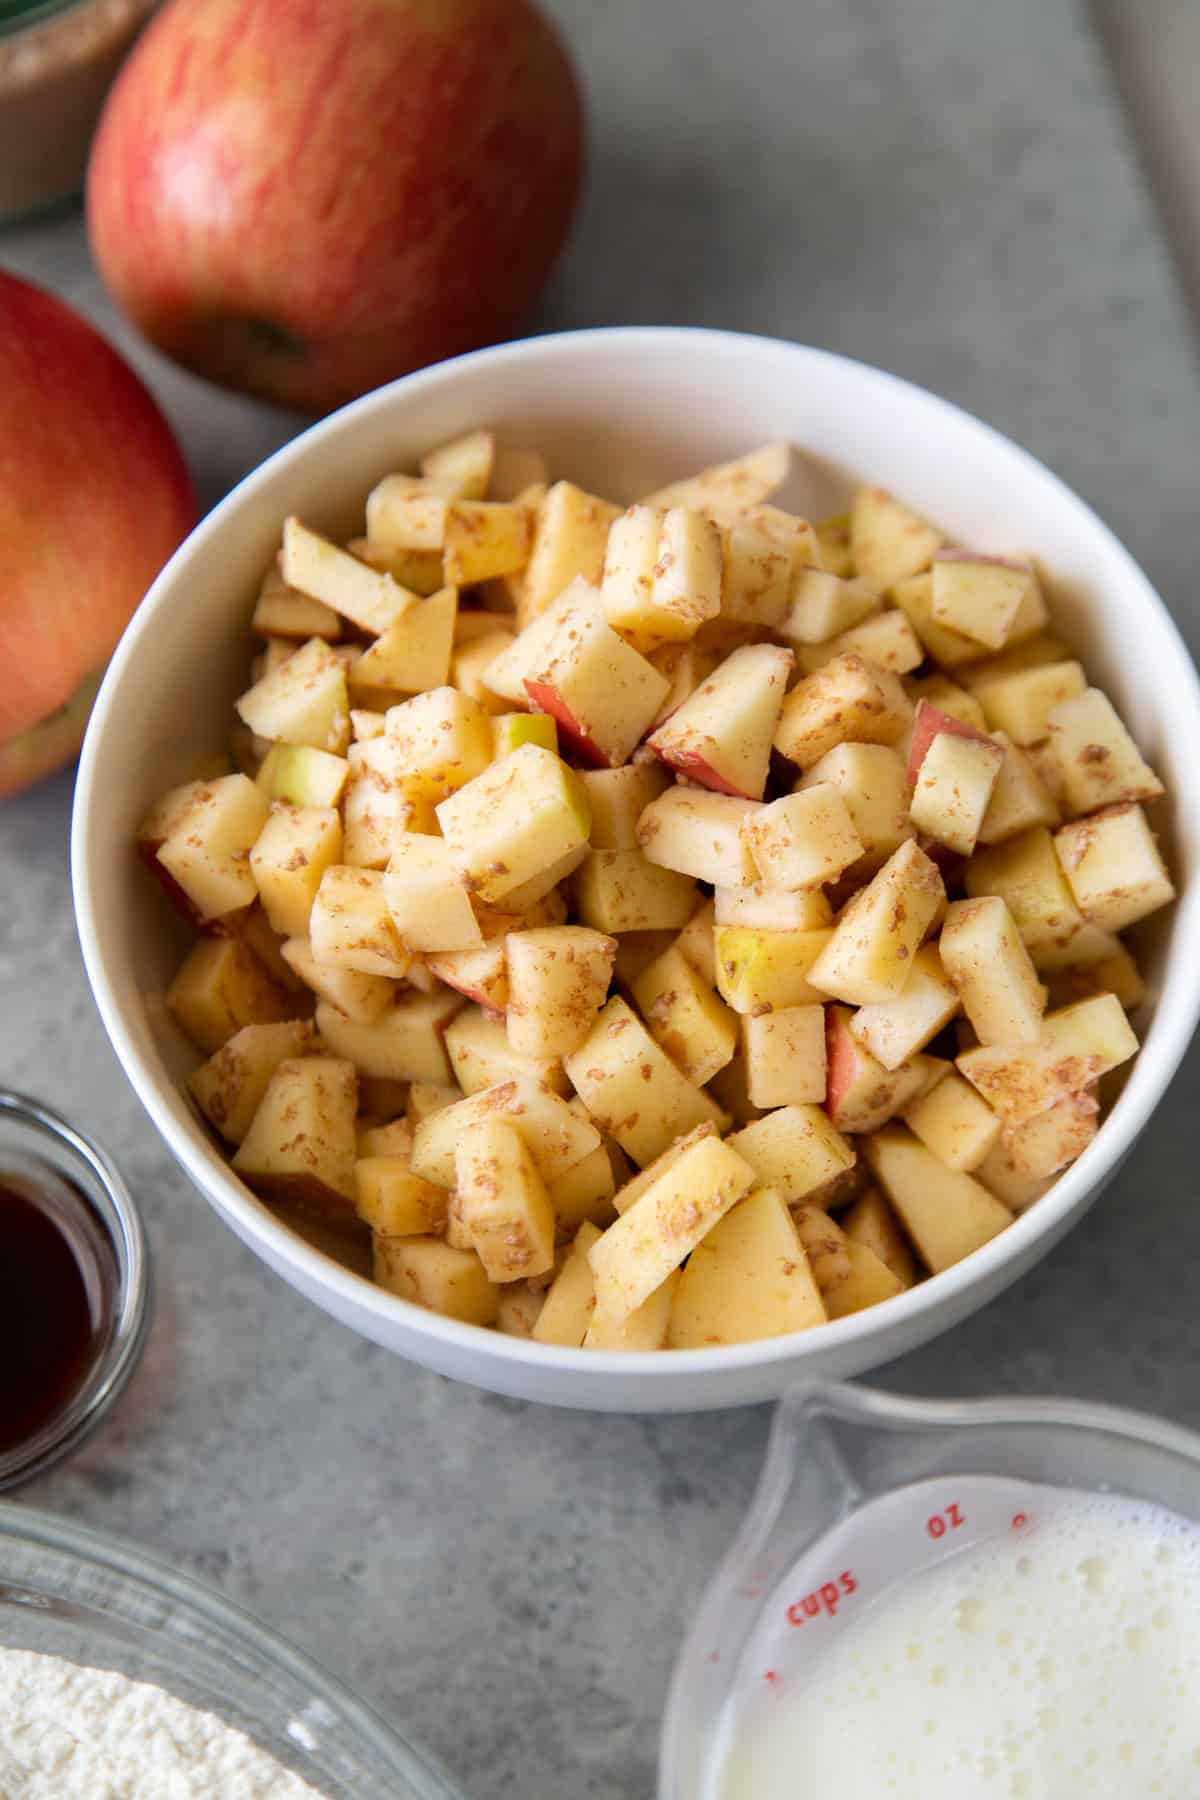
0,1176,96,1453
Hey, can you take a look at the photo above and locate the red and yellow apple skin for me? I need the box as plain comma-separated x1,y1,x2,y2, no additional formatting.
0,272,196,799
86,0,586,415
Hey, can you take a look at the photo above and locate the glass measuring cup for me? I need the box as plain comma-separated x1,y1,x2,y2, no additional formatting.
660,1383,1200,1799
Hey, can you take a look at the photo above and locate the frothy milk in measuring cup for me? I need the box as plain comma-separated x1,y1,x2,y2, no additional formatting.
715,1488,1200,1797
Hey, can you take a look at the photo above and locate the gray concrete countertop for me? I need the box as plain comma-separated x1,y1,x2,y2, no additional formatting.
3,1,1199,1794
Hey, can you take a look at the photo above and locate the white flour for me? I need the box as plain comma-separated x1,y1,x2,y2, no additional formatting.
0,1648,328,1798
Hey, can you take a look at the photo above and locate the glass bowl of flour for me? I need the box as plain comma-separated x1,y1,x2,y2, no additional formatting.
0,1501,466,1798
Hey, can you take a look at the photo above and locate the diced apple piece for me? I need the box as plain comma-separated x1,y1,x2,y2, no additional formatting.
588,1132,755,1320
815,513,853,576
309,866,411,979
793,1207,904,1318
1046,687,1163,815
156,773,270,926
531,1221,602,1346
843,1187,919,1287
973,659,1087,744
825,1005,932,1133
379,835,481,954
573,849,698,934
905,675,987,730
251,561,342,642
579,761,672,848
974,1141,1055,1214
727,1105,854,1203
714,885,832,929
1055,805,1175,932
236,637,350,755
960,632,1074,690
520,482,621,625
892,572,984,668
316,989,463,1085
350,587,457,695
349,537,445,595
849,943,959,1069
505,926,617,1059
957,994,1138,1124
584,1270,679,1349
609,1122,716,1217
373,1235,498,1325
713,925,834,1014
233,1055,359,1224
435,744,590,905
850,486,944,588
454,1118,556,1282
1002,1089,1099,1181
611,929,684,989
900,1069,999,1171
492,712,557,759
863,1125,1011,1272
795,608,924,679
906,700,995,786
547,1144,617,1238
612,506,723,648
741,784,864,891
667,1187,826,1346
676,898,718,987
365,474,448,551
425,940,509,1011
354,1156,448,1236
341,761,437,872
563,995,724,1166
641,442,790,524
965,826,1084,961
524,605,669,767
910,728,1004,858
356,1118,414,1159
1044,943,1146,1013
413,1077,600,1189
421,428,494,500
256,745,349,810
774,652,912,770
249,804,343,939
281,516,414,635
166,938,292,1054
977,732,1061,845
407,1082,462,1127
647,643,793,799
449,628,514,711
636,786,760,886
441,501,532,586
720,520,792,626
482,579,596,704
647,637,724,726
807,840,945,1007
779,569,880,644
280,937,396,1024
137,777,218,858
930,552,1036,650
384,686,492,798
444,1006,568,1097
631,944,738,1086
795,743,912,871
742,1005,826,1108
939,896,1046,1045
489,445,548,502
188,1020,317,1144
235,904,308,994
600,503,663,633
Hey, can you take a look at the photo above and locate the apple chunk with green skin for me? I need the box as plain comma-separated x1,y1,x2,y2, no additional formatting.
454,1118,556,1282
714,925,833,1014
233,1056,360,1230
505,926,617,1060
647,642,793,798
523,605,669,768
564,996,725,1167
236,637,350,754
436,743,591,905
382,834,483,954
256,744,349,809
807,839,945,1007
155,774,271,928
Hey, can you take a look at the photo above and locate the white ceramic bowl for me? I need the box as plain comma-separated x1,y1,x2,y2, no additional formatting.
72,328,1200,1412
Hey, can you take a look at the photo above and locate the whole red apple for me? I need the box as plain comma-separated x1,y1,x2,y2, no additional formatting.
86,0,585,415
0,272,196,799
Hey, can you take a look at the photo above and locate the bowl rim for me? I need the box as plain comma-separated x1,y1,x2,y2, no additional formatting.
71,324,1200,1386
0,1497,465,1796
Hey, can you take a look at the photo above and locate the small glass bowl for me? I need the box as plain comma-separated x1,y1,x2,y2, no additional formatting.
0,1089,151,1490
0,1501,467,1797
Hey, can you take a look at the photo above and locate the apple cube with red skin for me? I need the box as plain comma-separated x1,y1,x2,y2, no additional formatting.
351,587,457,695
424,941,509,1012
848,942,960,1070
435,744,590,906
524,606,669,768
631,944,738,1086
647,643,793,799
957,993,1138,1125
825,1005,933,1133
727,1105,855,1204
504,925,617,1060
910,728,1005,858
850,486,944,589
906,700,995,786
232,1055,359,1229
281,516,414,636
779,569,880,644
741,784,864,890
1046,688,1163,816
249,803,343,939
382,834,483,954
667,1187,827,1346
901,1069,1000,1172
563,996,724,1167
795,743,912,872
863,1125,1011,1273
279,937,396,1024
188,1019,317,1144
454,1117,556,1282
906,675,986,731
641,442,790,525
939,896,1046,1045
774,653,912,771
713,925,833,1014
720,520,792,626
807,840,945,1007
636,786,761,886
930,551,1037,650
316,991,463,1087
384,686,492,799
155,773,270,927
519,482,621,626
1054,804,1175,932
742,1005,826,1108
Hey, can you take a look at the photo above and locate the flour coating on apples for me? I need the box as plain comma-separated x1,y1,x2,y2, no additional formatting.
717,1490,1200,1799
